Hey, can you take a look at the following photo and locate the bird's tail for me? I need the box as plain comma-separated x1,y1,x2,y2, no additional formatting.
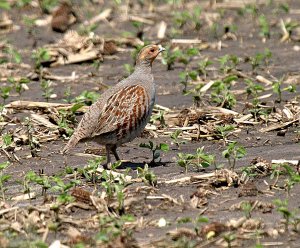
62,135,80,154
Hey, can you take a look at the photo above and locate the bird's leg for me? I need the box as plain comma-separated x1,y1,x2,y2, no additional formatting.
111,145,120,161
103,145,112,169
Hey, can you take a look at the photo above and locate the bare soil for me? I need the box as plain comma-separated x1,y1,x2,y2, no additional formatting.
1,0,300,247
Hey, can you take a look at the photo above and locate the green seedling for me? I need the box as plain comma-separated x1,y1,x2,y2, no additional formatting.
0,86,11,103
25,170,51,196
1,133,13,149
250,49,272,71
8,77,30,96
195,147,215,170
39,0,59,14
198,58,213,78
24,117,40,157
78,23,98,36
32,47,50,70
57,103,83,137
0,161,11,200
282,164,300,195
2,45,22,64
177,152,195,173
101,169,128,212
162,47,199,70
177,147,214,173
139,141,169,163
241,201,252,219
63,86,72,103
222,142,246,171
245,79,265,99
150,110,166,126
243,4,258,17
223,232,236,248
170,130,186,148
77,157,106,183
40,80,54,102
137,164,157,187
272,77,296,103
218,55,240,74
211,75,237,109
0,0,10,9
51,176,79,204
73,90,100,105
214,125,235,143
258,14,270,38
245,79,265,121
96,214,135,244
274,199,293,231
179,70,206,107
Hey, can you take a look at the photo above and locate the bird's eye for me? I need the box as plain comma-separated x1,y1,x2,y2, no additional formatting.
150,48,155,53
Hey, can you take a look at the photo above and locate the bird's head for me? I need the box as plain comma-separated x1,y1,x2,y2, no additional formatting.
136,44,165,66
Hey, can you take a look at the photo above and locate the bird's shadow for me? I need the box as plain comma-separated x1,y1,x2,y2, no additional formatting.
118,160,169,170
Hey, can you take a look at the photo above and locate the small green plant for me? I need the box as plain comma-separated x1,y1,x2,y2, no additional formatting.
32,48,50,70
162,47,199,70
218,55,240,74
63,86,72,103
72,90,100,105
1,133,13,149
272,77,296,103
177,152,195,173
250,49,272,71
25,170,51,196
195,147,215,170
8,77,30,96
51,176,79,204
150,110,166,126
241,201,252,219
139,141,169,163
258,14,270,38
222,142,246,170
0,86,11,104
2,45,22,64
239,4,258,17
245,79,265,121
211,75,237,109
101,169,128,212
170,130,186,148
78,23,98,36
0,161,11,200
282,164,300,195
177,147,214,173
223,232,236,248
173,6,202,30
39,0,59,14
198,58,213,78
57,103,83,137
40,80,54,102
95,214,135,245
274,199,292,231
137,164,157,186
0,0,10,10
214,125,235,143
245,79,265,99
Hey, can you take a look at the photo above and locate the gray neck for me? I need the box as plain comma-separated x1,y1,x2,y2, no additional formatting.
134,61,152,75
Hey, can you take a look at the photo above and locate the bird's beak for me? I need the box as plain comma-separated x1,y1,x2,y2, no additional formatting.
158,45,166,53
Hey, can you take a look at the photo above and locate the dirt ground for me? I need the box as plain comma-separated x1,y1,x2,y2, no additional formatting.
1,0,300,247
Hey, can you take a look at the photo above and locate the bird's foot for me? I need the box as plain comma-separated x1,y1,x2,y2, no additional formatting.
102,162,112,170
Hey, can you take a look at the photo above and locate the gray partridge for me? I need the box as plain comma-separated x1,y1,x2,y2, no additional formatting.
62,44,165,168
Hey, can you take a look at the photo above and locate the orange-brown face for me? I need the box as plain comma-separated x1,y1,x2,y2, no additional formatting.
136,45,165,65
